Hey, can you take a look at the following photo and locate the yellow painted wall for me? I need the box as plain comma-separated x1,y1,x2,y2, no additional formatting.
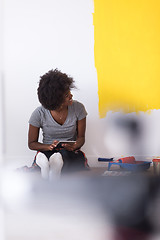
93,0,160,118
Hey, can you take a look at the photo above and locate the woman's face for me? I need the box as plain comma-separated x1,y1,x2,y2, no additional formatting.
63,90,73,106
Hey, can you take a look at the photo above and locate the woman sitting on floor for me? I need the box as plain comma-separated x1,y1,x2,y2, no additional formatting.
28,69,88,180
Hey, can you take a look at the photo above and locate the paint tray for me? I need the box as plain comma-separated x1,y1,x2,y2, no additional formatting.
108,161,151,171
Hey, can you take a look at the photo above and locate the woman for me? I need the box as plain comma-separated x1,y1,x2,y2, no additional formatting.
28,69,88,179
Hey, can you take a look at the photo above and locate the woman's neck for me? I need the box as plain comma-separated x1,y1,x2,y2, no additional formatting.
50,106,68,123
54,105,68,113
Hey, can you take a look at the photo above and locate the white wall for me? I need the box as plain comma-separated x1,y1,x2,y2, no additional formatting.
2,0,160,168
2,0,100,167
0,0,4,165
0,75,3,165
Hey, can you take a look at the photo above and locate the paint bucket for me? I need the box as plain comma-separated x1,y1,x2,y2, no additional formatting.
152,159,160,175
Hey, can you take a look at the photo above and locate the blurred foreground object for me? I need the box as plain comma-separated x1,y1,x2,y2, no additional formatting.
1,168,160,240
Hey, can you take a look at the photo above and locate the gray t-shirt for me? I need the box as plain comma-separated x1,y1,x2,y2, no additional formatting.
29,100,87,144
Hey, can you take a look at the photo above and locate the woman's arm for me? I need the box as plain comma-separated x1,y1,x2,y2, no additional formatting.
75,117,86,149
28,124,58,151
63,117,86,151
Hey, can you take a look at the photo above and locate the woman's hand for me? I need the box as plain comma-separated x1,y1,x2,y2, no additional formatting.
49,140,59,150
62,142,77,151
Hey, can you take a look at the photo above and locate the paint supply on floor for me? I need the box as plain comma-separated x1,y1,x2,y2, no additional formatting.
152,159,160,175
108,156,151,171
98,158,113,162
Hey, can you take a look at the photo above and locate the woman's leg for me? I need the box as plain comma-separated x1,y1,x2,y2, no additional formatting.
49,152,64,180
36,152,49,179
59,149,87,173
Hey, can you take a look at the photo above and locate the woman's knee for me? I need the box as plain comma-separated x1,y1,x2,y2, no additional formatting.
36,152,49,167
49,152,64,169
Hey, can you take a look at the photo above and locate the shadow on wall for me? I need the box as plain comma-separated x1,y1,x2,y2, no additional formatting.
84,110,160,164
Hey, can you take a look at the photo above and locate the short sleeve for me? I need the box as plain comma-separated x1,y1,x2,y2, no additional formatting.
74,101,87,120
28,107,42,128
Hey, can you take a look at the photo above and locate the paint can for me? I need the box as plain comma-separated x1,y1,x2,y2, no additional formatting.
152,159,160,175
